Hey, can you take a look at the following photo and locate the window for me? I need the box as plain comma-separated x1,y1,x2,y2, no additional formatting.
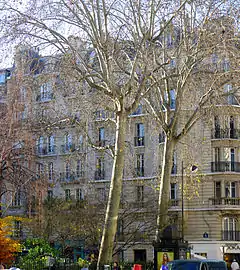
66,163,71,181
163,89,176,110
12,190,21,206
215,181,221,198
65,133,72,148
214,116,220,138
47,190,53,200
0,73,6,84
223,217,237,240
95,157,105,179
224,84,237,105
117,219,124,235
135,123,144,146
225,182,236,198
77,159,84,177
48,135,55,153
40,81,52,101
171,151,177,174
37,136,44,154
170,89,176,109
76,188,83,201
13,220,22,238
222,59,230,72
98,127,105,146
36,162,44,177
136,154,144,176
79,135,84,151
230,116,235,138
137,186,144,204
170,183,177,200
65,189,71,201
48,162,53,181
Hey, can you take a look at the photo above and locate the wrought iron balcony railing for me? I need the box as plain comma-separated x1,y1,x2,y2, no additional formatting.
95,170,105,180
212,128,240,139
61,144,76,154
134,136,144,147
211,161,240,172
209,197,240,206
222,230,240,241
36,145,56,156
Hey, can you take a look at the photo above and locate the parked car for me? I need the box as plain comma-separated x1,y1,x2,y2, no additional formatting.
167,259,227,270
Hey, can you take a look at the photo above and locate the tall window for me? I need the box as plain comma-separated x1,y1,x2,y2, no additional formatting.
225,182,236,198
65,189,71,201
96,157,105,179
214,181,221,198
170,183,177,200
136,154,144,176
12,190,21,206
37,136,44,153
40,82,52,101
224,84,237,105
214,116,220,138
66,163,71,181
77,159,84,177
171,151,177,174
48,190,53,199
223,217,237,240
36,162,44,177
48,135,55,153
98,127,105,146
13,220,22,238
135,123,144,146
230,116,235,138
48,162,53,182
76,188,83,201
65,133,72,150
170,89,176,109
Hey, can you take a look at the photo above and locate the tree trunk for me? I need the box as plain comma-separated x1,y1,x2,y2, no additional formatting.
97,111,127,268
156,137,176,240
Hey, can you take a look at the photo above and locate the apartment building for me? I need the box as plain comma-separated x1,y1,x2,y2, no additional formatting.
1,19,240,267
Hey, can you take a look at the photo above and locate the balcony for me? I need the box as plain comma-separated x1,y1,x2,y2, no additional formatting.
222,231,240,241
211,162,240,172
95,170,105,180
135,167,144,177
61,144,76,154
59,172,77,182
170,199,179,207
134,136,144,147
36,145,56,156
209,197,240,206
212,128,240,140
36,92,54,102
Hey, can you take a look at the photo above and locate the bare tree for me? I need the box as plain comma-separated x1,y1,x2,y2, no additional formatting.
143,2,240,239
2,0,237,265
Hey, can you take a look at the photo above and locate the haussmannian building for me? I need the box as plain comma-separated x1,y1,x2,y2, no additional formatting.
1,25,240,267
